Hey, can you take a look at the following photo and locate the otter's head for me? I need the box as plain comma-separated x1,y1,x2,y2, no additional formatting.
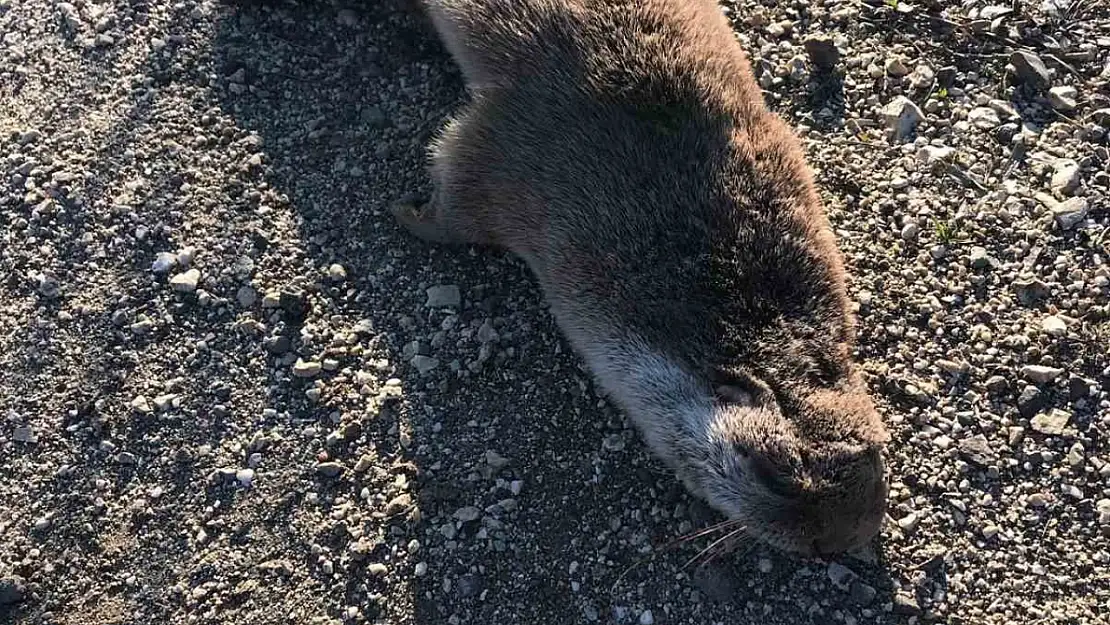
689,369,890,557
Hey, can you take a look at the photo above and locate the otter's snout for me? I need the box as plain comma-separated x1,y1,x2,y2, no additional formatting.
807,449,889,556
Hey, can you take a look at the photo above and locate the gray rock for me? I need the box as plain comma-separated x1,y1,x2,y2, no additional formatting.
1017,386,1047,419
169,268,201,293
425,284,461,308
454,506,481,522
968,107,1001,129
279,290,310,320
900,222,920,241
849,581,877,606
969,246,992,269
908,64,934,90
1048,86,1078,111
885,56,910,77
236,285,258,308
917,145,955,165
1050,159,1081,195
292,359,322,378
893,592,923,616
411,355,440,374
456,574,484,598
316,461,345,477
13,426,38,444
1009,51,1051,89
1052,198,1089,230
1041,315,1068,337
264,336,292,355
959,434,995,467
826,562,857,589
1013,278,1050,306
882,96,924,140
1021,364,1064,385
1068,377,1096,401
985,375,1008,394
477,319,499,343
151,251,177,274
936,65,957,89
327,263,347,281
1030,409,1071,436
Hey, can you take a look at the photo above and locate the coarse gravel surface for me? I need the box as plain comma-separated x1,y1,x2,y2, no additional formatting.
2,0,1109,624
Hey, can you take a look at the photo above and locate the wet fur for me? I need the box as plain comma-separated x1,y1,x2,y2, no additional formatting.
395,0,891,555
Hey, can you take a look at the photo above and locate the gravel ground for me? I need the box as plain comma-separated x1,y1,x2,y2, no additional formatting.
2,0,1109,624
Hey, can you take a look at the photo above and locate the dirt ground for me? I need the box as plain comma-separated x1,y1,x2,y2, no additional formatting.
2,1,1108,624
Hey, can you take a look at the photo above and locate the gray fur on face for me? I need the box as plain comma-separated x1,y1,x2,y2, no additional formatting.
393,0,891,556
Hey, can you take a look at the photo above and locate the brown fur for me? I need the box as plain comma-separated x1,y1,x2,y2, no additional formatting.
393,0,890,556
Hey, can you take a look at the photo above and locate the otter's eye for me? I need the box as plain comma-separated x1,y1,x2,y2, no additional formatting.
748,455,801,497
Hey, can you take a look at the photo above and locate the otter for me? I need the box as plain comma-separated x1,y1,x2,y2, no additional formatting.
391,0,890,556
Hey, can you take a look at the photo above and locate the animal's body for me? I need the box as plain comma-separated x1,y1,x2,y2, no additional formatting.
393,0,890,556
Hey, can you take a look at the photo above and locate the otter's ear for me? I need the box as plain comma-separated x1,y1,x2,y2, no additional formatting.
711,367,776,408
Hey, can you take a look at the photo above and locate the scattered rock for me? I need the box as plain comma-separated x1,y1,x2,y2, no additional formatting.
1013,278,1050,306
1052,198,1089,230
908,64,934,90
969,246,992,269
1068,377,1095,402
292,359,322,378
410,355,440,374
13,426,38,444
1048,85,1078,111
985,375,1008,394
1050,159,1081,196
1009,51,1051,89
849,581,877,606
1041,315,1068,337
959,434,995,467
170,269,201,293
893,592,923,616
1017,386,1047,419
453,506,482,523
1030,409,1071,436
826,562,857,589
917,145,955,165
885,56,910,77
327,263,347,281
968,107,1001,129
316,462,345,477
882,96,924,140
151,252,177,274
1021,364,1064,385
279,290,310,321
425,284,461,308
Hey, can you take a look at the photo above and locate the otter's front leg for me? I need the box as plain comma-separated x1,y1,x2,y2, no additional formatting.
389,188,467,245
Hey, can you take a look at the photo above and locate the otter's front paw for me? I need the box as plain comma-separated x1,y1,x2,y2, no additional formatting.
389,197,454,244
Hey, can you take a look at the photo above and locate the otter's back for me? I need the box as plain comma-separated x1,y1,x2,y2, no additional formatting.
431,0,852,376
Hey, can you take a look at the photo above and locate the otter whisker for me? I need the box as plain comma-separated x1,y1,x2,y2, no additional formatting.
670,518,747,546
610,520,746,592
681,526,750,572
